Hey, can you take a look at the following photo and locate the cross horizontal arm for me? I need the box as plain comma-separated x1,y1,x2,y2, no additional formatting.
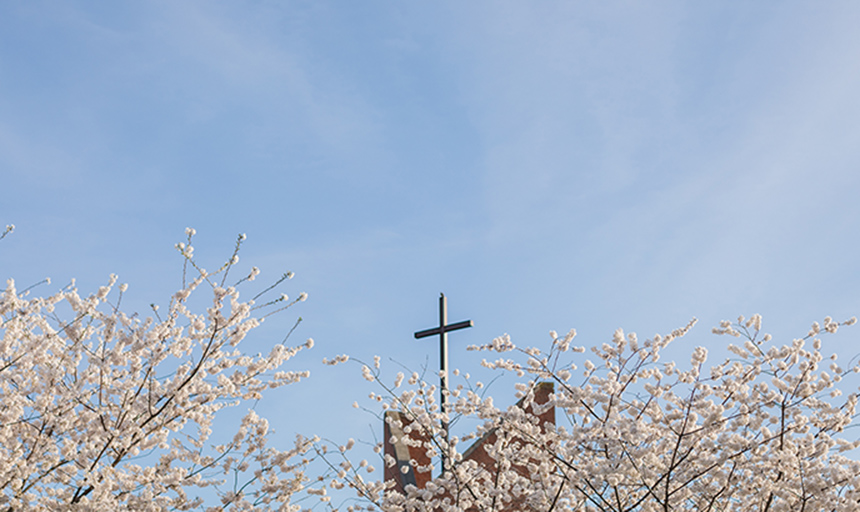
414,320,473,339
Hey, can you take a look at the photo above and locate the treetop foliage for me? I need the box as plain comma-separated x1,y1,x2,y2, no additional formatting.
2,227,860,511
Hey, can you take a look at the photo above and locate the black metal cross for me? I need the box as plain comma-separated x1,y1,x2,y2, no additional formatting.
414,293,472,473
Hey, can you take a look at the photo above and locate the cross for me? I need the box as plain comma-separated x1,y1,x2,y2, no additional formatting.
414,293,473,474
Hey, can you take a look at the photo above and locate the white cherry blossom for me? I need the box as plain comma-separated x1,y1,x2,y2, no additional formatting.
0,233,315,510
328,315,860,512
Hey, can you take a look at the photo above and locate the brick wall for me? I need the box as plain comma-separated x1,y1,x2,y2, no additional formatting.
383,382,555,511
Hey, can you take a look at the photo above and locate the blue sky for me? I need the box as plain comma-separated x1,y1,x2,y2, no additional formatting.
2,0,860,499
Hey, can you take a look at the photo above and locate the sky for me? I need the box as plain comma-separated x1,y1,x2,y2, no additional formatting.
2,0,860,505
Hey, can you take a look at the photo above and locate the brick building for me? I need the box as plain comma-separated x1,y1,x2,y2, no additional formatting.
383,382,555,511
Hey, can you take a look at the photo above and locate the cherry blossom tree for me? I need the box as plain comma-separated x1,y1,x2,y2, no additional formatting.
329,314,860,512
0,227,315,511
6,223,860,512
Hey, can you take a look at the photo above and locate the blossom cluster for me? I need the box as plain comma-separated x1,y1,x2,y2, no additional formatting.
326,315,860,512
0,232,314,511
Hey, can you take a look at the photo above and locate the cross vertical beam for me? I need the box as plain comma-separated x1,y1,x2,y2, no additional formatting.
414,293,473,474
